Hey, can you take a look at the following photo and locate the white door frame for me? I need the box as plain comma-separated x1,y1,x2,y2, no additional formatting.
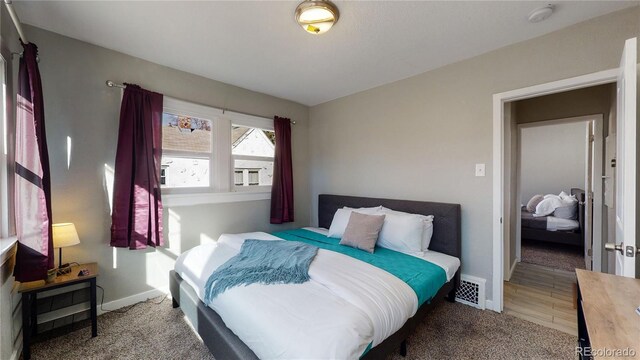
492,68,617,312
514,115,604,270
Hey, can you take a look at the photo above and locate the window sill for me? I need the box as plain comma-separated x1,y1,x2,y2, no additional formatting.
163,191,271,207
0,236,17,264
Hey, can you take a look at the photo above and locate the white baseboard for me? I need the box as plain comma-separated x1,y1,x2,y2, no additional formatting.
98,287,169,315
485,300,494,312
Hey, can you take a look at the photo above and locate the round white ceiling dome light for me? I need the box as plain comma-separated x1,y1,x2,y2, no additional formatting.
528,5,555,23
295,0,340,35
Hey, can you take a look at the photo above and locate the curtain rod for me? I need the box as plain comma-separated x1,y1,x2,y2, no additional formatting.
106,80,296,125
4,0,28,43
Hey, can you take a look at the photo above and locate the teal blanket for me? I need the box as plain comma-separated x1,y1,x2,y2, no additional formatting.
272,229,447,306
204,239,318,304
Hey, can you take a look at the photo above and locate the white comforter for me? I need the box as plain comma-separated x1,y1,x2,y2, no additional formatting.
174,231,418,359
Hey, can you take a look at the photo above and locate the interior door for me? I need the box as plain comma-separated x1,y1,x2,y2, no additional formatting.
604,135,616,274
584,122,593,270
610,37,637,277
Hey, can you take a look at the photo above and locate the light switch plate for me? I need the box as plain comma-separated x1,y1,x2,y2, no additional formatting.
475,164,485,177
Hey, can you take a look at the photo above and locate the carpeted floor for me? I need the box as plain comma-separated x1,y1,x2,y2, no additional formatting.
29,296,576,360
521,239,585,272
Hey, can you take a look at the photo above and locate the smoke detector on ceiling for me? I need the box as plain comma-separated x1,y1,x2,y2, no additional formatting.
528,5,555,23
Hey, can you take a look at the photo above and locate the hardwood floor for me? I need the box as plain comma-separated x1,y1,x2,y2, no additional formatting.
504,262,577,335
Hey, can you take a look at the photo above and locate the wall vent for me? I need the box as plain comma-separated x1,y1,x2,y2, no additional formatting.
455,274,486,310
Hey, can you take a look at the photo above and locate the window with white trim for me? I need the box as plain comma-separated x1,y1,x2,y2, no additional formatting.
231,124,275,190
0,55,12,239
160,97,274,196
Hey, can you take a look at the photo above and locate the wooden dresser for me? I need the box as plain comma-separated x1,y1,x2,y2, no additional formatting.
576,269,640,360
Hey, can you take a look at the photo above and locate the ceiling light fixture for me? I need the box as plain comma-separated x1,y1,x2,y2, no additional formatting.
528,5,554,23
295,0,339,35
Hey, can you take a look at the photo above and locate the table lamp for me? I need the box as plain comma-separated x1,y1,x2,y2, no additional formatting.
52,223,80,274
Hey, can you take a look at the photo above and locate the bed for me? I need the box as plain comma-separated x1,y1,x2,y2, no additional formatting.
169,194,461,359
520,188,585,247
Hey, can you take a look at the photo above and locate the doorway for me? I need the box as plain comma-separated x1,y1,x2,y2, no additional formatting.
493,37,637,315
516,116,602,272
491,68,619,314
502,112,605,335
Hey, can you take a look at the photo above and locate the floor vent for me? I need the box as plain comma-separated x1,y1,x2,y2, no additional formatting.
455,275,486,310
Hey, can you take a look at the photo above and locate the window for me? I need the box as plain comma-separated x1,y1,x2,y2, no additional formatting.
0,55,12,239
232,125,275,190
161,98,222,194
160,97,274,201
161,112,213,189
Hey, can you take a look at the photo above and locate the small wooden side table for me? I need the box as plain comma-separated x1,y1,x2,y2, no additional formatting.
17,262,99,360
576,269,640,359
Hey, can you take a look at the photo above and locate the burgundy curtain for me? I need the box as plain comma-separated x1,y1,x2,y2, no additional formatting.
270,116,294,224
13,43,53,282
110,84,164,249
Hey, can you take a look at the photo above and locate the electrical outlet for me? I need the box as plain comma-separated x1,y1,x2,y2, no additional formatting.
475,164,485,177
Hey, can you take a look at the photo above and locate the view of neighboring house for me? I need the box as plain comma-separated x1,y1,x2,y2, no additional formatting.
232,126,275,187
161,113,213,188
160,116,275,189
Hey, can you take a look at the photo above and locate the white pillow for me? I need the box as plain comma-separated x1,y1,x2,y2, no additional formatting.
422,218,434,251
534,196,564,217
554,203,578,220
559,191,577,202
377,212,424,254
327,207,381,238
379,207,434,253
344,206,382,212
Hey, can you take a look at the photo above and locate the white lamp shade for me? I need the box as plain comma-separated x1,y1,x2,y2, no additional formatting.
52,223,80,248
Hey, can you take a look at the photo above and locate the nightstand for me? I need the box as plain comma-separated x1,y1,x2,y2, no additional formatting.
576,269,640,359
17,262,98,360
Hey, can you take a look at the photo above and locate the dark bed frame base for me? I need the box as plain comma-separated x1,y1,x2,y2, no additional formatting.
170,194,462,360
170,269,459,360
521,228,584,247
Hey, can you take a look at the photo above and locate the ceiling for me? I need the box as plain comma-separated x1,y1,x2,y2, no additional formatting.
14,1,637,106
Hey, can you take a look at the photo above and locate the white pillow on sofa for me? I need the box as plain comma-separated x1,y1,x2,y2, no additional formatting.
327,207,381,238
379,207,434,253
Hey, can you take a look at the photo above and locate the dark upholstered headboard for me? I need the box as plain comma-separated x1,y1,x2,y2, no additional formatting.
318,194,461,259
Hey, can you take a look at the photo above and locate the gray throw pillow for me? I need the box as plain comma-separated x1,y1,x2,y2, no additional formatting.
526,194,544,213
339,212,386,253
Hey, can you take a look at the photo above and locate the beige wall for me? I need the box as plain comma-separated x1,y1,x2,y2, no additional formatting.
23,25,310,303
515,84,614,128
309,7,640,301
520,122,588,203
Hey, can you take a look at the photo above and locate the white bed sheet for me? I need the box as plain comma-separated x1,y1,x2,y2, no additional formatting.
304,227,460,281
546,216,580,231
175,231,418,360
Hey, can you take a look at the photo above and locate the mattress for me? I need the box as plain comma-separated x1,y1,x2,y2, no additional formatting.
174,229,459,359
546,216,580,231
521,210,579,231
